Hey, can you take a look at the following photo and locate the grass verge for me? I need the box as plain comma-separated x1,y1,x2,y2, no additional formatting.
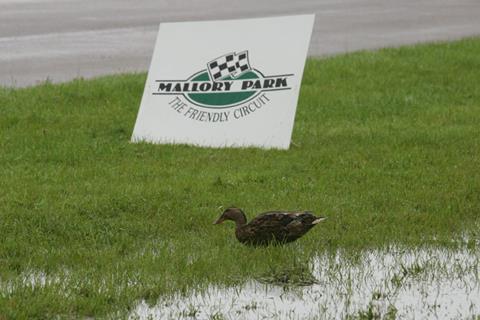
1,38,480,318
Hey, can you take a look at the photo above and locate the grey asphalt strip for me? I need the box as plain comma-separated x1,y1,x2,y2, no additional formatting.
1,0,479,87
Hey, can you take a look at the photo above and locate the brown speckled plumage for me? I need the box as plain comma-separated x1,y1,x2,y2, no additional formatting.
214,207,326,246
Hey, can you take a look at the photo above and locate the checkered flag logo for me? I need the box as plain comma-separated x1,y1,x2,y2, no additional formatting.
207,51,252,82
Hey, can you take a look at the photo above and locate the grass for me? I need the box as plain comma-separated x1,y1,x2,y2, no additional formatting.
257,261,319,286
1,37,480,318
134,246,480,319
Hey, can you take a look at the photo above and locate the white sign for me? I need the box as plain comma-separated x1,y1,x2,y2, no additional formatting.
131,15,315,149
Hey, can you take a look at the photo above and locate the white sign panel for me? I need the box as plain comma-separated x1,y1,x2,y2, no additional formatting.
131,15,315,149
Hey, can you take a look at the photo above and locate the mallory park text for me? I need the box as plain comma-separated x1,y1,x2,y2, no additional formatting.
154,75,292,94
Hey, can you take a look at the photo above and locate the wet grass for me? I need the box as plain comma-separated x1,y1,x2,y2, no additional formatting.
1,37,480,318
132,246,480,319
257,261,319,286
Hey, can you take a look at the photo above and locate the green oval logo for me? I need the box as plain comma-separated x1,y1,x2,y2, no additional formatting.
184,70,263,109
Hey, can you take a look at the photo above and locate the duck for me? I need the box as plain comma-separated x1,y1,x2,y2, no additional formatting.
213,207,326,246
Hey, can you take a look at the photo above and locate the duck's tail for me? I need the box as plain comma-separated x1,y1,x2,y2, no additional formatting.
312,217,327,224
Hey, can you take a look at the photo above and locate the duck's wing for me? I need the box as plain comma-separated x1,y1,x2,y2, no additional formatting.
283,212,322,241
249,211,297,228
238,212,294,243
253,211,319,224
239,211,322,245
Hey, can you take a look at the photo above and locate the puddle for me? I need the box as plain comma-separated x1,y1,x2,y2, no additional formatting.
129,246,480,320
1,270,54,295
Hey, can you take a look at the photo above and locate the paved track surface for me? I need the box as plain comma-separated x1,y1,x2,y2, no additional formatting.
1,0,479,87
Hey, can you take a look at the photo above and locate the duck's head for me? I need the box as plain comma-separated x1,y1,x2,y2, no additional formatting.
214,207,247,226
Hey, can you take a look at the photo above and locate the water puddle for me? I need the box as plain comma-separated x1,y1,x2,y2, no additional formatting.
130,246,480,320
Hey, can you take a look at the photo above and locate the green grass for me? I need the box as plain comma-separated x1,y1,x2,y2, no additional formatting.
1,37,480,318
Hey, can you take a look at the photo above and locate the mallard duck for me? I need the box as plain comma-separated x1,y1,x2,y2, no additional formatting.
213,207,326,246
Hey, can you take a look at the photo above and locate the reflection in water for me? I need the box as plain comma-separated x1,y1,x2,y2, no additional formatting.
130,247,480,320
